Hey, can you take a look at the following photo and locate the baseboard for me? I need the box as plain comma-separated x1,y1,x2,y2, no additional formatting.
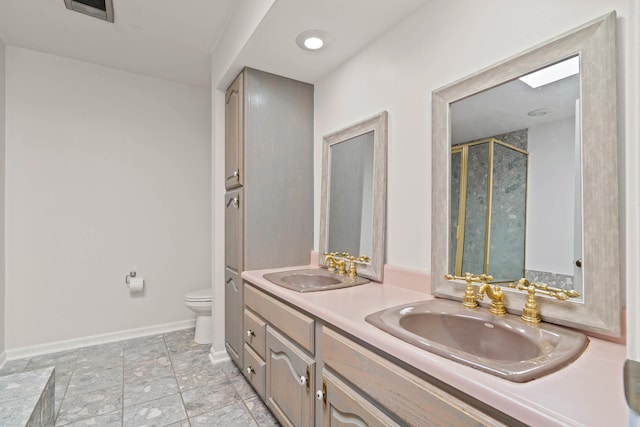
0,351,6,370
209,347,230,364
5,319,196,360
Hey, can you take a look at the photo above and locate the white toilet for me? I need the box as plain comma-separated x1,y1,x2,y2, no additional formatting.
184,288,212,344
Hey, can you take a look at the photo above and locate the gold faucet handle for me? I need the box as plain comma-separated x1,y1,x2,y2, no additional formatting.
521,285,541,324
511,278,580,300
445,273,480,309
445,273,493,283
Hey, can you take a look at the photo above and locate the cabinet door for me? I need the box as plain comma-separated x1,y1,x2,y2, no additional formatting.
266,327,315,427
224,269,242,367
225,189,242,274
320,369,400,427
225,71,243,190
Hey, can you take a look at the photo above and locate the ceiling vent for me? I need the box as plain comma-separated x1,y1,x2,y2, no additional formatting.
64,0,114,22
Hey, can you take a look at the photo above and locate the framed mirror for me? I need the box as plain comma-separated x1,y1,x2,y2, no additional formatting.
432,12,621,337
319,111,388,281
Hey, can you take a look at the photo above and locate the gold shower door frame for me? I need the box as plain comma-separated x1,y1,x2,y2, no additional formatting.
451,138,528,279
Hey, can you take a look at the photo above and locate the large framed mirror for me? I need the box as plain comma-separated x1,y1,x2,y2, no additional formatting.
319,112,388,282
432,12,621,337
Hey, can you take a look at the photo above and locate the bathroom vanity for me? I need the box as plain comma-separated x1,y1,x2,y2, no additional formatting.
241,266,626,426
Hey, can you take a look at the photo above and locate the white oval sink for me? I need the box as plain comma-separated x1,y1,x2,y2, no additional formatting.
263,268,369,292
365,298,588,382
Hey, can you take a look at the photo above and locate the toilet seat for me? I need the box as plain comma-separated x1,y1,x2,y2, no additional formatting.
184,288,212,302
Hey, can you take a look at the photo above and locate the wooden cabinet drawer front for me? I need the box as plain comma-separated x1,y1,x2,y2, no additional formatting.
245,283,315,353
322,327,508,427
322,369,401,427
243,344,266,399
244,309,267,358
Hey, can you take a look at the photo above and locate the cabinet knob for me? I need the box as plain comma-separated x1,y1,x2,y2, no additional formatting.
318,380,327,406
299,375,308,386
246,366,255,375
233,169,239,178
246,329,255,338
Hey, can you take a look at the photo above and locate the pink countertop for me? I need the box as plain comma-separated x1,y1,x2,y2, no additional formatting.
242,265,627,427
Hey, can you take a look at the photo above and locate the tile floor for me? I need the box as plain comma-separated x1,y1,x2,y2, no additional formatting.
0,328,279,426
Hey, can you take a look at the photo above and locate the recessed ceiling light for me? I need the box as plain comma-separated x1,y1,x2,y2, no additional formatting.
527,107,552,117
519,56,580,88
296,30,328,51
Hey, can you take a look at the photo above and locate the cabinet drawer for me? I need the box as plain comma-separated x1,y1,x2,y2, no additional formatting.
243,344,266,399
244,308,266,358
321,368,401,427
322,327,508,427
245,283,315,354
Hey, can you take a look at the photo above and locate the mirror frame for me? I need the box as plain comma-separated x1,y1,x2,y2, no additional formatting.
431,12,621,337
319,111,388,282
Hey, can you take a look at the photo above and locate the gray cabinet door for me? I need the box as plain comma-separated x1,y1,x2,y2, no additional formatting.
225,72,243,190
224,269,242,366
266,327,315,427
225,189,242,274
225,189,243,366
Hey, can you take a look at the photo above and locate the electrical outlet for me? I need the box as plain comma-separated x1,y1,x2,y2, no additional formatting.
625,359,640,414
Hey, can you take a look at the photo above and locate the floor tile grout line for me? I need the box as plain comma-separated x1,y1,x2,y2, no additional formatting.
164,331,192,427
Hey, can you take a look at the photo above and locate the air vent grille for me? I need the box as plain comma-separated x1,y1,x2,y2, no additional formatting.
64,0,114,22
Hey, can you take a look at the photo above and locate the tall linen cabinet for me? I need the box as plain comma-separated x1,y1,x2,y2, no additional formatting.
224,68,314,368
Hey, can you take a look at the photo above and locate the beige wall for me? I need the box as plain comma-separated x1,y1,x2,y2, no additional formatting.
5,47,212,351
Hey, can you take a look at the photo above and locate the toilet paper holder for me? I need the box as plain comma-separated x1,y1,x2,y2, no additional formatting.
125,271,137,286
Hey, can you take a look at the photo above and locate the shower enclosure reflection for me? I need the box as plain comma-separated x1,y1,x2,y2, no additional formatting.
450,137,528,283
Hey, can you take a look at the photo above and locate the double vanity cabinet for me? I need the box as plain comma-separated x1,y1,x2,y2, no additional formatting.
239,267,627,427
241,279,518,427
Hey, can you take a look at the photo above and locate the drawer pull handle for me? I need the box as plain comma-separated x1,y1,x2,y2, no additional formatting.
226,197,239,208
246,329,255,338
316,390,324,400
246,366,255,375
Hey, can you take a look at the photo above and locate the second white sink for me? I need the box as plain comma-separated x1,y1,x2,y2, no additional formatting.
263,268,369,292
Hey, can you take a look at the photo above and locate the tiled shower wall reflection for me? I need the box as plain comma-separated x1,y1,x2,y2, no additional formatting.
450,129,529,282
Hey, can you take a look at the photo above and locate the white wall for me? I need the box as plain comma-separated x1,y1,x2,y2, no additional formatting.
314,0,630,272
526,118,575,275
0,37,6,357
5,47,211,350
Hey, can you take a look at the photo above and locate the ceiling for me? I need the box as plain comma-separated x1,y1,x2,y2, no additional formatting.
0,0,427,88
232,0,428,85
451,74,580,144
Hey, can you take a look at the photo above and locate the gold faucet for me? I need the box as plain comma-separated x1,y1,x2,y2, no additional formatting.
335,259,347,275
346,255,370,277
477,283,506,316
510,278,580,324
323,252,338,272
444,273,493,309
